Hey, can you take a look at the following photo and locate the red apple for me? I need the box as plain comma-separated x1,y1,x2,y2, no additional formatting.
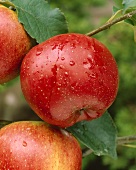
0,121,82,170
20,33,119,127
0,5,32,84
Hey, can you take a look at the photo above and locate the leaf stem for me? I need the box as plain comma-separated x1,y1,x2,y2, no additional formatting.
82,135,136,157
86,10,136,37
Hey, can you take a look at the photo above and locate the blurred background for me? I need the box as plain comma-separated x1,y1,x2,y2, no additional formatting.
0,0,136,169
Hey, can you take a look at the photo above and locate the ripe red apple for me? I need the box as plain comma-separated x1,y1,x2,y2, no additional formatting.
0,5,32,84
20,33,119,127
0,121,82,170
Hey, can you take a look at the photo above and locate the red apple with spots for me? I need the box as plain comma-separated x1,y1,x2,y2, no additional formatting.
20,33,119,127
0,121,82,170
0,5,32,84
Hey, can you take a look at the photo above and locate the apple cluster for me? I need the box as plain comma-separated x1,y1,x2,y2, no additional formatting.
0,5,119,170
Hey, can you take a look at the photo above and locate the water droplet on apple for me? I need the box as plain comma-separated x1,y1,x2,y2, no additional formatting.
70,43,76,49
91,44,96,52
87,54,92,59
87,54,94,64
51,44,58,50
22,141,27,147
61,57,65,61
71,85,75,90
57,83,62,87
64,72,69,76
89,73,96,79
36,47,43,56
58,44,65,51
83,61,92,69
59,64,65,69
69,60,75,66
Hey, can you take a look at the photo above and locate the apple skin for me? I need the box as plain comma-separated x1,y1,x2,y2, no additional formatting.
0,121,82,170
0,5,32,84
20,33,119,127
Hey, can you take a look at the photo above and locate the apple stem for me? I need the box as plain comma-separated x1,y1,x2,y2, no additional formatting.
86,10,136,37
82,135,136,157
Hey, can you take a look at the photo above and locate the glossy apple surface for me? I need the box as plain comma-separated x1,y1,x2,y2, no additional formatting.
0,5,32,84
0,121,82,170
20,33,119,127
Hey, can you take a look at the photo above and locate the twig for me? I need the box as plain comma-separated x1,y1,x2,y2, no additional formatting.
86,10,136,37
117,135,136,145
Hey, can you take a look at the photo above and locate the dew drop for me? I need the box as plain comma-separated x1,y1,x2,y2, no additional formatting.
71,85,75,90
58,44,65,51
89,73,96,79
36,47,43,56
69,60,75,66
70,42,76,48
22,141,27,147
96,153,101,156
104,148,108,153
51,44,58,50
59,64,65,69
91,45,96,52
95,151,103,156
83,61,92,69
61,57,65,61
88,54,92,59
64,72,69,76
57,83,62,87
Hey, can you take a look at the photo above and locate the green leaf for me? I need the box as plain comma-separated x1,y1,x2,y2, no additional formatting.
123,0,136,11
67,112,117,158
0,0,15,8
112,0,136,41
108,9,123,22
114,0,123,9
113,6,120,14
7,0,68,43
124,7,136,25
133,26,136,42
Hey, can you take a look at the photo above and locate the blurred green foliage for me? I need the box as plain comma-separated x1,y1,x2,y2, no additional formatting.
1,0,136,169
0,77,19,93
48,0,106,33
